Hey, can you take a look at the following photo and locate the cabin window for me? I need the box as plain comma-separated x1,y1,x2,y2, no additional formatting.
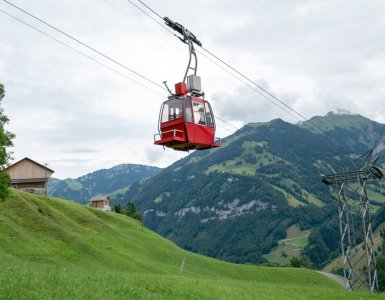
205,102,214,128
192,101,206,125
185,97,193,123
161,99,183,123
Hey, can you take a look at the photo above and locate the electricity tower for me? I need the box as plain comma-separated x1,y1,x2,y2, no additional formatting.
322,150,383,292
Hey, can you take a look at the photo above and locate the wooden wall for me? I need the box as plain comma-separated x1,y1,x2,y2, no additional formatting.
5,159,54,180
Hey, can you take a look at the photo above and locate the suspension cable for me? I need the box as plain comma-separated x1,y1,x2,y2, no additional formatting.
0,8,166,98
126,0,358,160
2,0,166,92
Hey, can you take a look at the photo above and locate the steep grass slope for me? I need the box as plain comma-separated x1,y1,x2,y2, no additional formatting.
0,190,382,299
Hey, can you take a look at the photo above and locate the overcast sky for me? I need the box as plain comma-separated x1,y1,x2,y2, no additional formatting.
1,0,385,179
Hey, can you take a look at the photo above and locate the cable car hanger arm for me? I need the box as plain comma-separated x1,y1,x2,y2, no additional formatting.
164,16,203,94
164,17,202,47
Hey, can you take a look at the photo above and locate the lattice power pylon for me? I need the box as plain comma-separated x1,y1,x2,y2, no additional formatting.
322,150,384,292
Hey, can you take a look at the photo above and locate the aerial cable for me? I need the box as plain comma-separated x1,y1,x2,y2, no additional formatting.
137,0,163,20
121,1,300,125
128,1,324,127
125,0,176,37
2,0,166,92
215,116,239,131
0,9,166,98
196,48,302,123
130,0,359,160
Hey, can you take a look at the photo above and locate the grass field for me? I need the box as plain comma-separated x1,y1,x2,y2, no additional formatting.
264,225,310,266
271,185,306,207
0,189,383,299
323,221,385,274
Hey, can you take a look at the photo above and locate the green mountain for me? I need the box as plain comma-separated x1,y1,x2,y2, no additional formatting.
300,111,385,155
48,163,161,203
0,189,381,299
118,113,385,267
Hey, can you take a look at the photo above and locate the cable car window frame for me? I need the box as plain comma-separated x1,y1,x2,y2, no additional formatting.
204,102,215,128
160,99,183,123
192,100,206,126
185,97,193,123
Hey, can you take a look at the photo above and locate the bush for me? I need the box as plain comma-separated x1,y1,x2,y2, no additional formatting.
0,171,10,200
377,256,385,291
290,257,301,268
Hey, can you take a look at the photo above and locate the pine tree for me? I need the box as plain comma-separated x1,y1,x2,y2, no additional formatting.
0,84,15,199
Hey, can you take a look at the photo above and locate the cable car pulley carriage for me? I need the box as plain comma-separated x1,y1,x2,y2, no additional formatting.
154,17,221,151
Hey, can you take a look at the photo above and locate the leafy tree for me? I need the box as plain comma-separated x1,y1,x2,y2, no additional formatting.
290,257,301,268
0,84,15,199
126,201,142,221
113,203,122,214
377,256,385,291
126,201,136,215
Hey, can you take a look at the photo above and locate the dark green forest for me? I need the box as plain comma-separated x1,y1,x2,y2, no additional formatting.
114,114,385,267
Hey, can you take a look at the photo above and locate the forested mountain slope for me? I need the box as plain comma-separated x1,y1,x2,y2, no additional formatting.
48,163,161,203
118,113,385,267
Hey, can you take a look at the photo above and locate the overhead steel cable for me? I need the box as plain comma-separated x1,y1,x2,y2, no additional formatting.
128,0,360,160
196,48,302,123
215,115,239,131
129,0,324,130
125,0,176,37
127,0,324,124
0,9,166,98
137,0,163,20
2,0,166,92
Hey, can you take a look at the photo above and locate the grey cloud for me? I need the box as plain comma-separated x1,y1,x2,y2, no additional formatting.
65,148,98,154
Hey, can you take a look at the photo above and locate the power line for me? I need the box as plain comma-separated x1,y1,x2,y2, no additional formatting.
0,8,166,98
2,0,166,92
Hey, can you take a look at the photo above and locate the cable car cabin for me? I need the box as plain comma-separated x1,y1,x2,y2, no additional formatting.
154,83,221,151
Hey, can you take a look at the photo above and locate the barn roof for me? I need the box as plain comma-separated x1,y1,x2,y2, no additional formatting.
5,157,54,173
90,195,111,202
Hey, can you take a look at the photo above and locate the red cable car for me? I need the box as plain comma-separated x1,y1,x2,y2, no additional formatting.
154,81,221,151
154,17,221,151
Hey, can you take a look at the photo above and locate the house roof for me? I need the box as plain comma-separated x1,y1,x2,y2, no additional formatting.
5,157,54,173
90,195,111,202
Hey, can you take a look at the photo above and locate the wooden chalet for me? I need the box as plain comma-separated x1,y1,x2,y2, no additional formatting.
90,195,111,211
4,157,54,195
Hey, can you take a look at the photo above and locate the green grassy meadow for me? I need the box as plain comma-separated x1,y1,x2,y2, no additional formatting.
0,189,383,299
264,225,310,266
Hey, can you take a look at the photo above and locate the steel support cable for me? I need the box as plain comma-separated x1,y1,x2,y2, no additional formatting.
137,0,163,20
101,0,177,46
196,48,302,123
125,0,176,37
1,7,237,136
2,0,166,92
215,115,239,131
124,0,352,169
128,0,304,122
131,2,339,130
0,9,166,98
133,0,363,166
124,1,299,129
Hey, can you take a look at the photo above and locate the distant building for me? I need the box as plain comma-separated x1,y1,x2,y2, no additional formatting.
90,195,111,211
4,157,54,195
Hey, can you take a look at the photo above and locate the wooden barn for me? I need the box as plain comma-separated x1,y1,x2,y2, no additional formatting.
90,195,111,211
4,157,54,195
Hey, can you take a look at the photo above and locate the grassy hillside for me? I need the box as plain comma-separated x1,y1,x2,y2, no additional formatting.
0,190,382,299
48,164,161,204
264,225,310,265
